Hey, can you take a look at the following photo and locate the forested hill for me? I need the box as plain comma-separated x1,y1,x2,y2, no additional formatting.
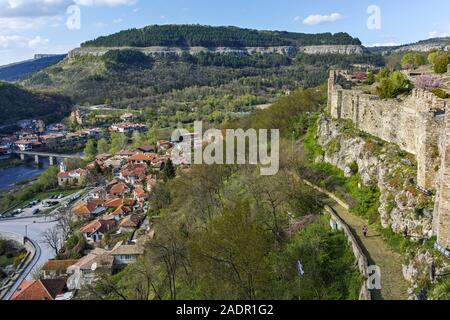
0,81,72,125
0,55,66,82
81,24,361,48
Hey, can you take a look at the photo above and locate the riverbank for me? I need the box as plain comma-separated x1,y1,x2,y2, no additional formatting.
0,158,22,170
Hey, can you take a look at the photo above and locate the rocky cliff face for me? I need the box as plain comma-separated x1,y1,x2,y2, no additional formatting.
315,115,434,239
315,114,450,298
68,44,366,58
300,45,365,55
68,46,299,58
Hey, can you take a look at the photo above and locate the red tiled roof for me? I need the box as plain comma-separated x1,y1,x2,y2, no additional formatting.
41,259,79,271
80,219,116,235
128,153,156,162
110,182,130,194
134,187,146,197
12,279,67,300
73,199,105,216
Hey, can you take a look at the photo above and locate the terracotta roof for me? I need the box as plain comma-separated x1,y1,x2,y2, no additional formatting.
57,171,70,178
73,199,105,216
41,259,79,271
110,182,130,195
134,187,146,197
128,153,156,162
80,219,116,235
112,205,132,216
116,149,137,156
12,279,67,300
119,214,141,228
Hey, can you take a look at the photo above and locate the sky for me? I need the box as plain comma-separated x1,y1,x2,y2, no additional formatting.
0,0,449,65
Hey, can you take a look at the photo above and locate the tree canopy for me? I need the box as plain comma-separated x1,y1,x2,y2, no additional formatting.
81,25,361,48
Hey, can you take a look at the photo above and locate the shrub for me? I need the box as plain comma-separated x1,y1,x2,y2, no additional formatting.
432,88,450,99
363,71,375,85
376,71,411,99
433,52,450,74
415,75,443,91
428,51,439,65
401,53,426,67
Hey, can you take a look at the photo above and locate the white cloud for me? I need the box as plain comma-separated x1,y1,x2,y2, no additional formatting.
113,17,123,23
293,16,300,22
74,0,136,6
0,33,48,48
0,16,57,33
0,0,72,18
367,42,401,47
0,34,26,48
28,35,49,47
428,30,449,38
303,13,343,25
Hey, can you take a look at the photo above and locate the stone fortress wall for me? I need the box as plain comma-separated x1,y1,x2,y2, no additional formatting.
327,70,450,253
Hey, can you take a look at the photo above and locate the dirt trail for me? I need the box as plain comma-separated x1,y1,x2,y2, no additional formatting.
325,198,409,300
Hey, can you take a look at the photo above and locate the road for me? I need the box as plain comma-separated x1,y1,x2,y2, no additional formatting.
0,216,58,280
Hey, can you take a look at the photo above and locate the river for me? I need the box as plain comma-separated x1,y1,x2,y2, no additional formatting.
0,159,50,194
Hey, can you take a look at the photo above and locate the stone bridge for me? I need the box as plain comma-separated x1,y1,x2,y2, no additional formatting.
14,151,82,166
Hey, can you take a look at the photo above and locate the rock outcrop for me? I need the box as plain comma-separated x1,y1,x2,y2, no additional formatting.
316,115,434,240
299,45,365,55
68,44,366,58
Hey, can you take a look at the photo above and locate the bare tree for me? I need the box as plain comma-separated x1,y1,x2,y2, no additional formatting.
41,226,62,256
56,207,73,239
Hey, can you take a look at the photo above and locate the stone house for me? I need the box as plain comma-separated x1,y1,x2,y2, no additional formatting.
66,248,114,290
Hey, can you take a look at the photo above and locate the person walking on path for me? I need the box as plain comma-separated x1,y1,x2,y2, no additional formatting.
362,225,368,238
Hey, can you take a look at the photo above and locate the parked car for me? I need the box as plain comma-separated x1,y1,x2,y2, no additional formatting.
31,209,40,215
57,194,64,199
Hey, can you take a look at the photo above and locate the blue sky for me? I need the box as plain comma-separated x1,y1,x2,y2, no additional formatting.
0,0,449,65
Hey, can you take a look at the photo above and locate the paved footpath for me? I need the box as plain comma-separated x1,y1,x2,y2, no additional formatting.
325,197,409,300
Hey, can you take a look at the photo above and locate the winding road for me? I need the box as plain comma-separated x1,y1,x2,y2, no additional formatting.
0,216,58,299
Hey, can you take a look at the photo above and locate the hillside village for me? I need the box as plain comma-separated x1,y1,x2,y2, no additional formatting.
10,135,193,299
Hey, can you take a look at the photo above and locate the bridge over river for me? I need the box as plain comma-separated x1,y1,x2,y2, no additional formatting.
14,151,82,166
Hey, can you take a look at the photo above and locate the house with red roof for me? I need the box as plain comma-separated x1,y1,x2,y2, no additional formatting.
110,182,131,196
11,279,70,300
80,219,116,243
57,168,88,187
119,163,147,185
41,259,79,279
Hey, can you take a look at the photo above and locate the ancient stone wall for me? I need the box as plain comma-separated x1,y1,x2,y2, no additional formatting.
327,70,450,252
434,108,450,251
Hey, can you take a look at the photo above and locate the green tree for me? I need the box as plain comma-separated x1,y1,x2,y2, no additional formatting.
401,53,426,67
162,159,176,181
363,71,375,85
109,133,129,154
428,51,439,65
433,52,450,74
97,138,110,154
84,139,97,161
376,71,411,99
188,200,271,299
132,131,143,148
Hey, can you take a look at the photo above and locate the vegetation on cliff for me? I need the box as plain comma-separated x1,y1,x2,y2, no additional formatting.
81,25,361,48
78,87,362,300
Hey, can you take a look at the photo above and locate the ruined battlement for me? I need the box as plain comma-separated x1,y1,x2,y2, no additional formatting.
327,70,450,252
